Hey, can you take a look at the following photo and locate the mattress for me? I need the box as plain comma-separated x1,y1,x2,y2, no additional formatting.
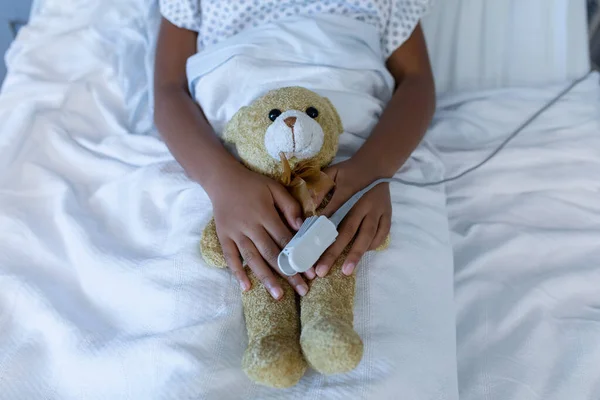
2,1,600,399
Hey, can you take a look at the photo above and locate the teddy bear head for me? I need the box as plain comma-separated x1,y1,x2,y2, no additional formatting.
223,87,343,178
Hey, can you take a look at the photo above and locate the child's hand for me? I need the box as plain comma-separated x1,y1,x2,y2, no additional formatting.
208,164,309,299
315,160,392,277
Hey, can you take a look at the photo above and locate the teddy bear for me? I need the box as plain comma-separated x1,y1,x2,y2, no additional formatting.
200,86,387,388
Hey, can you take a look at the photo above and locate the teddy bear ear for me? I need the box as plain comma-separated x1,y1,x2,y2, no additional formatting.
322,97,343,135
223,106,249,143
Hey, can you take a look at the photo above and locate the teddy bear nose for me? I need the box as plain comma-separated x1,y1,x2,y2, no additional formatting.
284,117,297,128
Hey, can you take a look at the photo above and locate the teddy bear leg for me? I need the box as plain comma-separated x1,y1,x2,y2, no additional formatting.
300,252,363,375
241,269,307,388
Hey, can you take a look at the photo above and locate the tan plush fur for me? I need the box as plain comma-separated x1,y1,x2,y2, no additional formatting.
200,87,388,388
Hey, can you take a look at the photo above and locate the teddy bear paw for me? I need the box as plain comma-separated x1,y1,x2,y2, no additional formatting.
300,318,363,375
242,335,307,388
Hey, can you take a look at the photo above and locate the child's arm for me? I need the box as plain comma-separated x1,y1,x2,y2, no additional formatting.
154,19,309,299
315,24,435,277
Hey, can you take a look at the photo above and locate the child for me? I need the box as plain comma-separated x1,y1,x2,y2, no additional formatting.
154,0,436,300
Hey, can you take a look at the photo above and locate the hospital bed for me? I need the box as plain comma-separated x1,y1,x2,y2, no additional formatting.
0,1,598,399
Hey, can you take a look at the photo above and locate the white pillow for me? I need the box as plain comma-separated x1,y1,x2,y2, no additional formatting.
422,0,590,94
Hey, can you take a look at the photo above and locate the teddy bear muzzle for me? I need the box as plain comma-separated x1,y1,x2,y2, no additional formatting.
264,109,325,161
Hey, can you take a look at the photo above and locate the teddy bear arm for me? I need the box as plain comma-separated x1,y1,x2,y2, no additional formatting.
200,218,228,269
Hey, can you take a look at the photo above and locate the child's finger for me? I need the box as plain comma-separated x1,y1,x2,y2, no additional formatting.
342,218,377,275
251,229,284,270
315,212,363,277
270,184,303,230
221,239,251,291
252,229,309,296
237,237,284,300
320,191,344,218
303,267,316,280
278,270,308,297
264,214,294,250
370,213,391,250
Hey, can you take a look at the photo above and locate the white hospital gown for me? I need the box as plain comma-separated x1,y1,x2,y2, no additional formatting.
159,0,433,57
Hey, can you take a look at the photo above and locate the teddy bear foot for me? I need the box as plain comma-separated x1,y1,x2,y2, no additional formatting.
242,334,307,388
300,318,363,375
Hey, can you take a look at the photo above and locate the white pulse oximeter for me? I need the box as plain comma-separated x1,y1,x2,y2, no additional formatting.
277,216,338,276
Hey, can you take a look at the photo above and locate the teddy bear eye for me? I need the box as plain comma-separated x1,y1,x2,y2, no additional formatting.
269,109,282,122
306,107,319,119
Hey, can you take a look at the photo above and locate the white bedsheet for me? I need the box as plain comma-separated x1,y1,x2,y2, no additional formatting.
429,74,600,400
0,1,458,399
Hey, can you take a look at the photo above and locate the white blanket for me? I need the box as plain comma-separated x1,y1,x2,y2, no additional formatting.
0,3,458,399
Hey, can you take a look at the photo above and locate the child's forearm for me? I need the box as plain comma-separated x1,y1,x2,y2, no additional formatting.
154,86,241,193
351,73,435,178
153,18,241,196
351,24,435,181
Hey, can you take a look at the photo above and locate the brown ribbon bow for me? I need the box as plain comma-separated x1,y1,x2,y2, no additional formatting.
279,153,335,218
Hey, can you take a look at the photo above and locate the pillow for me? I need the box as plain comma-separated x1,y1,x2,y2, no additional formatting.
421,0,590,94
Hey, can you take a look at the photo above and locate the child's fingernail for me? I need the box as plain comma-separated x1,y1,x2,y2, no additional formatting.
342,262,356,275
295,218,303,229
296,284,308,296
240,281,250,291
306,269,316,280
269,286,283,300
316,265,327,277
